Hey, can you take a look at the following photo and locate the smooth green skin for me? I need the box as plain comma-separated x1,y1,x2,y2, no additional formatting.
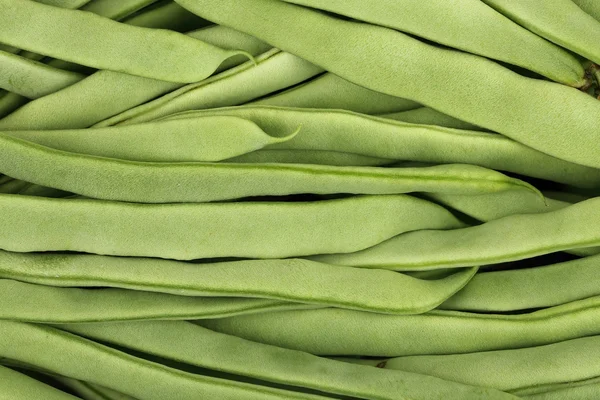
198,295,600,357
120,1,210,32
100,50,323,127
572,0,600,21
178,0,600,168
382,107,483,131
0,322,330,400
52,376,138,400
312,196,600,270
163,106,600,188
252,72,421,114
2,116,293,162
0,1,247,83
80,0,159,21
353,336,600,392
56,321,518,400
0,194,464,259
282,0,584,86
0,26,270,130
0,251,475,314
226,149,393,167
0,91,28,119
34,0,90,7
0,278,320,323
441,254,600,312
0,135,536,203
0,365,79,400
482,0,600,65
515,376,600,399
0,50,84,99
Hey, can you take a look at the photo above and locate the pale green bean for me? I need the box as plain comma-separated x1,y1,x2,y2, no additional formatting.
34,0,90,7
80,0,159,21
121,0,209,32
515,376,600,399
572,0,600,21
0,365,79,400
381,107,483,131
226,149,393,166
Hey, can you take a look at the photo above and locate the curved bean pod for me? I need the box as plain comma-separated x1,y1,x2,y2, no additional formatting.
482,0,600,65
357,336,600,392
80,0,160,21
120,1,209,32
226,149,393,167
0,50,84,99
0,194,464,259
312,196,600,270
55,321,518,400
3,116,294,162
0,135,536,203
281,0,584,86
163,106,600,188
381,107,483,131
515,376,600,399
0,91,28,119
0,365,79,400
0,251,476,314
51,376,138,400
441,254,600,311
35,0,90,7
100,50,322,126
0,321,330,400
252,72,420,114
572,0,600,21
0,0,248,83
0,26,269,130
177,0,600,168
197,295,600,356
0,279,318,322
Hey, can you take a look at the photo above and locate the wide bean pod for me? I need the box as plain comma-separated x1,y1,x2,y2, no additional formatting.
381,107,483,131
197,295,600,356
0,365,79,400
120,1,209,32
482,0,600,65
572,0,600,22
164,106,600,188
514,376,600,399
80,0,160,21
312,196,600,270
0,321,331,400
2,116,294,162
177,0,600,168
55,321,517,400
252,72,420,114
226,149,393,167
0,194,464,259
350,336,600,392
34,0,90,7
0,26,269,130
0,135,536,203
0,0,248,83
51,375,137,400
0,251,476,314
440,254,600,311
280,0,585,86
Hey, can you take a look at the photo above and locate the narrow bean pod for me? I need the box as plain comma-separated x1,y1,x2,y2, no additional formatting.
0,365,79,400
197,295,600,356
226,149,393,167
120,0,209,32
514,376,600,399
381,107,483,131
80,0,160,21
51,375,138,400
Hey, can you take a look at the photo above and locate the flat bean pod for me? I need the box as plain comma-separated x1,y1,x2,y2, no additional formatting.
281,0,584,86
252,73,420,114
2,116,293,162
226,149,393,167
0,0,247,83
55,321,517,400
120,1,209,32
163,106,600,188
312,196,600,270
34,0,90,7
482,0,600,65
176,0,600,168
0,365,79,400
0,321,330,400
0,91,28,119
441,254,600,311
381,107,483,131
0,26,270,130
100,50,323,126
0,50,84,99
572,0,600,22
356,336,600,391
0,279,317,323
0,135,536,203
197,295,600,356
51,376,138,400
80,0,160,21
0,251,476,314
0,194,464,259
514,376,600,399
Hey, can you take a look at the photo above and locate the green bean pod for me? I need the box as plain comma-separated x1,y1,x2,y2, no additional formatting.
482,0,600,65
0,365,79,400
80,0,160,21
34,0,90,7
197,295,600,356
120,0,209,32
0,251,476,314
51,376,138,400
226,149,393,167
162,106,600,188
176,0,600,168
572,0,600,22
514,376,600,399
0,0,248,83
0,194,464,259
2,116,295,162
440,254,600,311
312,196,600,270
350,336,600,392
0,321,332,400
381,107,483,131
252,72,420,114
0,91,28,119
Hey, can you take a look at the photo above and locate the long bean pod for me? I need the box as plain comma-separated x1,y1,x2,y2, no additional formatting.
0,365,79,400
